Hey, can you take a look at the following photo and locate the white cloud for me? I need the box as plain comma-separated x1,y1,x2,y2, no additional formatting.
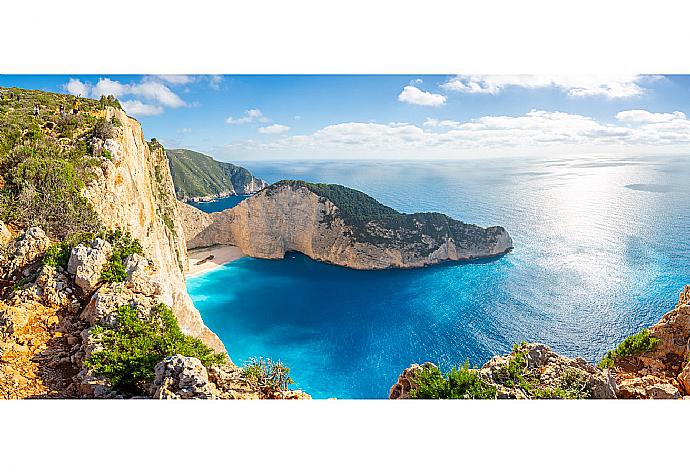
224,109,690,159
441,75,653,98
65,78,90,98
179,128,192,133
62,77,186,116
153,75,194,85
616,109,686,123
208,75,223,90
259,124,290,134
398,85,446,107
226,108,270,125
120,100,164,116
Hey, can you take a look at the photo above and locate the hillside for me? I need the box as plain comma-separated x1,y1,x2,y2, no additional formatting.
166,148,267,201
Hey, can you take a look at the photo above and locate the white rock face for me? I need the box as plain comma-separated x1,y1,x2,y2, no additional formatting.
67,238,112,294
81,108,224,353
180,183,513,270
153,354,214,399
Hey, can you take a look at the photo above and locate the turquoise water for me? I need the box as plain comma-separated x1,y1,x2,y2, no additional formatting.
187,195,249,213
187,156,690,399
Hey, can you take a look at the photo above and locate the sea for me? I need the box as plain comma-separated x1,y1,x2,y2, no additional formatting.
186,155,690,399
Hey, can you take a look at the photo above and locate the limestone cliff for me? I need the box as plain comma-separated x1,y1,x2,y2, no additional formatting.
82,108,224,352
180,180,513,270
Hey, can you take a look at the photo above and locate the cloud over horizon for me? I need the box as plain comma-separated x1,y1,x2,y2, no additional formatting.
441,75,656,99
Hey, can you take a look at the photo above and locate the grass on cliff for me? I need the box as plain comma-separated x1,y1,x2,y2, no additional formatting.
0,87,120,239
598,329,660,369
410,362,497,399
86,303,226,394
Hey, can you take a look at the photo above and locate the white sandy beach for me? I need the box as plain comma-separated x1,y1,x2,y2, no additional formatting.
186,245,245,277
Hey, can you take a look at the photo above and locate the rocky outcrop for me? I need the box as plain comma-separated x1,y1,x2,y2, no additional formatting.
67,238,112,294
0,221,11,246
611,285,690,398
81,108,223,353
153,355,215,399
390,343,617,399
1,227,50,277
181,181,512,270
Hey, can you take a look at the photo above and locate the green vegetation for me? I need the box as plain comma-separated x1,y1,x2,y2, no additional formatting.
0,87,124,239
166,148,266,200
493,344,592,399
100,229,144,283
85,303,225,394
242,357,294,397
410,362,497,399
598,329,660,369
276,180,491,254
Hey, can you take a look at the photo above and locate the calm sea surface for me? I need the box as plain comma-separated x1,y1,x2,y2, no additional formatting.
187,156,690,398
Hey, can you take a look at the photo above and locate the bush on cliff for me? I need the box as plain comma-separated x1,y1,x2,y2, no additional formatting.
598,329,660,369
100,229,144,283
242,357,294,397
86,303,226,394
410,362,497,399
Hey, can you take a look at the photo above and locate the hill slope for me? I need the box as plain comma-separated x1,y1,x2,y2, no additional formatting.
166,148,267,201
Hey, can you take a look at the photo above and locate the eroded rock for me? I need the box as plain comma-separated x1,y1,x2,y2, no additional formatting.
67,238,112,294
152,354,215,399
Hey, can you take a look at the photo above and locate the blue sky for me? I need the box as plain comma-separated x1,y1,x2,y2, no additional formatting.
2,74,690,161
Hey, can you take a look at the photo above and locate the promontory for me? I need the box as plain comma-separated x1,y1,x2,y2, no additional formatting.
178,180,513,270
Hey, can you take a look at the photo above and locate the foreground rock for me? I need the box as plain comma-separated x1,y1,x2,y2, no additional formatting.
611,285,690,399
152,355,311,400
390,343,617,399
180,180,513,270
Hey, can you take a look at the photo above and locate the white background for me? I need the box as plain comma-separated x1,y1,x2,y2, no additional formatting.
2,1,689,470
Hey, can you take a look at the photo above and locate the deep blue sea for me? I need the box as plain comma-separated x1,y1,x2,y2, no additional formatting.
187,156,690,399
187,195,249,213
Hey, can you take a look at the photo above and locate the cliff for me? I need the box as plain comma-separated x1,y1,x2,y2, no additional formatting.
166,148,267,201
82,108,224,353
180,180,513,270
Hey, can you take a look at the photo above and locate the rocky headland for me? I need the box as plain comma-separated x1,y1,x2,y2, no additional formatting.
178,180,513,270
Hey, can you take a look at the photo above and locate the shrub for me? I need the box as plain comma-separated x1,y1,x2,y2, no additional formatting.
242,357,294,397
598,329,660,368
43,242,70,268
93,117,115,140
410,362,497,399
99,229,144,283
85,303,225,394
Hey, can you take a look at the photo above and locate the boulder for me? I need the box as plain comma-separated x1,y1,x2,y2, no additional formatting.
4,226,50,275
67,238,112,294
152,355,215,399
124,254,162,296
617,375,681,399
80,285,156,326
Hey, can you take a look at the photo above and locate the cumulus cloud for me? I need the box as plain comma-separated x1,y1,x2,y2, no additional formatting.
62,77,186,117
224,109,690,159
226,108,270,125
119,100,164,116
441,75,653,98
398,85,446,107
616,109,686,123
259,124,290,134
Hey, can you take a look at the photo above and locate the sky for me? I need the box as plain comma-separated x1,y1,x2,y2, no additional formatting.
2,74,690,162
